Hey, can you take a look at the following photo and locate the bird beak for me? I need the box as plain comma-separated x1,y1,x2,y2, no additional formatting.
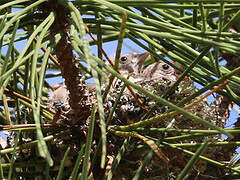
136,52,150,73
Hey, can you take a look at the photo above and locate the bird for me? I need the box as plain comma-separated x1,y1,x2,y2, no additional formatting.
143,62,176,82
110,52,151,94
118,52,150,75
48,83,69,107
117,52,177,96
48,82,95,111
118,52,177,85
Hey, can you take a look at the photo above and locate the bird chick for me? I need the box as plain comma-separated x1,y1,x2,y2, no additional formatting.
143,62,176,82
48,83,95,112
141,62,177,94
118,52,150,75
48,83,69,109
118,52,177,86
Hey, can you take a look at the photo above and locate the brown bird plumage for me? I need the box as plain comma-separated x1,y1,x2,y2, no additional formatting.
118,52,150,75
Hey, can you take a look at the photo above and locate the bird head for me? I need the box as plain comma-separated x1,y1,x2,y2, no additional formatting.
118,52,150,75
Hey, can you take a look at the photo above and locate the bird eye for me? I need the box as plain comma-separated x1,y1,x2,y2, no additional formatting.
162,64,169,70
120,56,128,62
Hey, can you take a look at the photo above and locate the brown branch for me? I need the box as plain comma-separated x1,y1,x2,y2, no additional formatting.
48,0,93,124
202,81,229,100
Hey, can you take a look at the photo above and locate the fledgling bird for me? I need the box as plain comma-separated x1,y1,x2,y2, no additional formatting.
114,52,177,97
118,52,150,75
106,52,179,124
118,52,177,87
110,52,151,92
49,83,69,107
143,62,176,82
48,83,95,112
141,62,177,94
